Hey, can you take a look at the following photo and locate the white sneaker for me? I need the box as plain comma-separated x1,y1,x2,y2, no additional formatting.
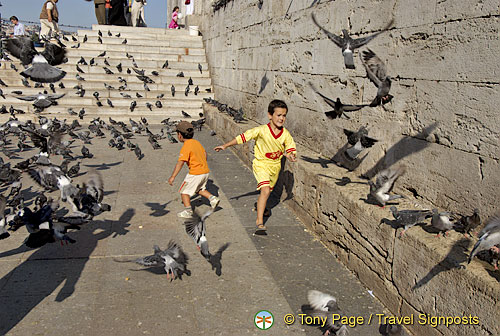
177,209,193,218
209,196,220,209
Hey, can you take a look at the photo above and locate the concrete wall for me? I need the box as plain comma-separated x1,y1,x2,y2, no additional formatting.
198,0,500,219
199,1,500,335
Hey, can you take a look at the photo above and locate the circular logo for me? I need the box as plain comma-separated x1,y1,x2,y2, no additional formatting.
254,310,274,330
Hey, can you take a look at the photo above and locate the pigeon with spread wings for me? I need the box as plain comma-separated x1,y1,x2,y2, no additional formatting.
312,13,392,69
184,208,213,260
5,36,66,83
309,82,367,119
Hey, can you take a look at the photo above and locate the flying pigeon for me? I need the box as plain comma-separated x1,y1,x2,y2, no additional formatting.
28,164,78,206
368,165,406,207
305,290,348,336
129,241,189,281
311,13,392,69
343,127,378,160
16,92,65,110
468,214,500,265
309,82,367,119
184,208,213,260
360,49,393,107
5,37,67,83
390,206,432,237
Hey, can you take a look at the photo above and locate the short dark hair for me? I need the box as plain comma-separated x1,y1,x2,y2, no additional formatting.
10,16,18,22
268,99,288,115
173,6,179,12
177,130,194,139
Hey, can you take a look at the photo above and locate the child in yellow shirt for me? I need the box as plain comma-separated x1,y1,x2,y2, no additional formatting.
214,100,296,234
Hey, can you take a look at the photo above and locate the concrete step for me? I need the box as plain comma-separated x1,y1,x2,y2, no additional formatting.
57,66,210,79
64,42,206,55
0,96,203,108
76,30,195,41
64,49,206,62
0,87,213,100
1,113,200,125
2,105,203,116
91,24,193,36
0,72,211,86
64,58,208,70
71,36,203,48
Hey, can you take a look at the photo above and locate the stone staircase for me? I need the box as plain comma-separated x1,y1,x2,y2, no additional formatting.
0,25,212,123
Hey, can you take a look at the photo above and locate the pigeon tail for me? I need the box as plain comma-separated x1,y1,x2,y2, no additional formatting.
343,50,355,69
21,64,66,83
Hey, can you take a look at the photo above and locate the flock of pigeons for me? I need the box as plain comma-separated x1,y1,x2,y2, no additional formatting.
0,29,216,276
304,12,499,271
203,97,244,123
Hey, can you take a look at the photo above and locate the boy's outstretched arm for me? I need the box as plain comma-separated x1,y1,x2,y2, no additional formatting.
214,138,238,152
168,161,185,185
284,152,297,162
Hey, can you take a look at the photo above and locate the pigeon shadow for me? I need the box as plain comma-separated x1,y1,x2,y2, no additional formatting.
301,155,335,169
144,201,171,217
412,237,471,290
258,72,269,94
362,123,438,179
229,190,260,201
318,175,369,187
84,161,122,171
208,242,231,276
0,208,134,335
129,265,192,279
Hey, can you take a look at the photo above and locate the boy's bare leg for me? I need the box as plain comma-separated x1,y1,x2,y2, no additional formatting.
256,186,271,226
181,194,191,208
198,189,212,199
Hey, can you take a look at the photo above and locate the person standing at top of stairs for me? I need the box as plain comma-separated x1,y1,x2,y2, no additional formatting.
39,0,60,40
94,0,106,25
131,0,147,27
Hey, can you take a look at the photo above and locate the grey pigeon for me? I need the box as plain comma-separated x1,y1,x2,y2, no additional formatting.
131,241,189,281
107,98,114,108
49,83,55,93
76,74,85,81
134,145,143,160
76,65,85,73
188,77,193,86
184,208,213,260
390,206,432,237
343,127,377,160
182,110,191,118
81,145,93,158
381,324,405,336
309,82,367,119
176,71,184,77
0,195,9,239
122,39,127,44
22,78,31,87
130,101,137,112
107,30,112,37
368,165,406,207
136,92,143,98
185,85,190,96
146,102,153,111
171,85,175,97
306,290,348,336
194,85,199,95
6,37,67,82
458,209,481,236
82,34,88,43
103,67,114,75
28,164,78,206
151,71,159,76
360,49,393,107
17,92,65,110
311,13,392,69
116,63,122,72
98,36,102,44
162,60,169,69
468,214,500,265
58,82,65,89
11,63,18,72
155,101,162,108
431,209,456,237
97,51,106,57
198,63,202,74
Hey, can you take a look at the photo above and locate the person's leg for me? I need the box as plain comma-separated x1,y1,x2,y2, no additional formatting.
131,2,139,27
256,186,271,226
39,20,50,40
105,8,109,25
181,194,191,208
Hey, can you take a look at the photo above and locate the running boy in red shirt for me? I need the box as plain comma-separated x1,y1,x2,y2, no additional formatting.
214,100,296,234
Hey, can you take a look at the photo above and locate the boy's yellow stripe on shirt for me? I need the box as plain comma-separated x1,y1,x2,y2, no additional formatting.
236,123,296,163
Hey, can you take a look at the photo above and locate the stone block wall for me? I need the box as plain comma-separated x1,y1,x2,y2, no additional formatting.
198,0,499,218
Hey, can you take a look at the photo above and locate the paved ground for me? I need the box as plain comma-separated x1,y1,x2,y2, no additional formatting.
0,125,391,335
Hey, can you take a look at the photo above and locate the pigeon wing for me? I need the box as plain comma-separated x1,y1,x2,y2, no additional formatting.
309,82,338,109
311,14,344,48
184,211,205,244
41,43,67,66
6,37,35,65
360,48,386,88
16,95,39,101
308,290,337,312
351,19,393,49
